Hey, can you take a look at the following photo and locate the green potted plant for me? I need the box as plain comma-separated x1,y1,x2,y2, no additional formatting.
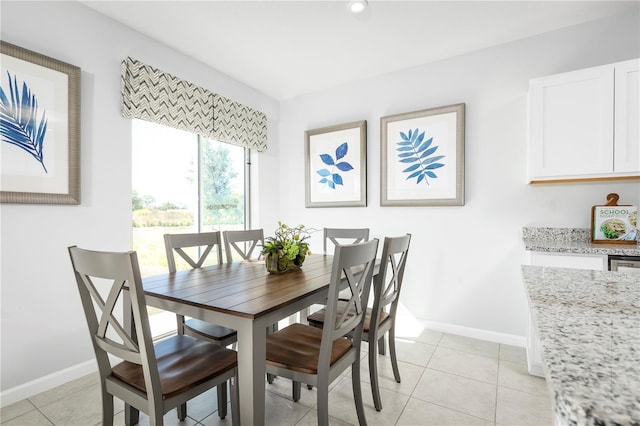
262,222,313,273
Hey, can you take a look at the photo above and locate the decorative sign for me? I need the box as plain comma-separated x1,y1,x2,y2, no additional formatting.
591,193,638,244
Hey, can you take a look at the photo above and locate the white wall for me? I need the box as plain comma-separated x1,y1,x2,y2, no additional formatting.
0,1,279,403
276,12,640,342
1,1,639,406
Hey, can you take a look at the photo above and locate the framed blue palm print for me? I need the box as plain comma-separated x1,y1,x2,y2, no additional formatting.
305,120,366,207
1,41,80,204
381,104,465,206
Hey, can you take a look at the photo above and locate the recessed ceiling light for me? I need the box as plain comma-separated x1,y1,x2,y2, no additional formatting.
348,0,368,14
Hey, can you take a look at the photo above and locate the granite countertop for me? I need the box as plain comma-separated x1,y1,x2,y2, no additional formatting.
523,227,640,256
521,265,640,426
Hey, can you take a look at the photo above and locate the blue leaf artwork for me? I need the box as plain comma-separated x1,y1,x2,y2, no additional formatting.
396,128,444,185
317,142,354,189
0,70,49,173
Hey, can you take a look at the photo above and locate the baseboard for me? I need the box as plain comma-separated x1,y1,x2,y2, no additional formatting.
423,320,527,347
0,322,526,408
1,359,97,408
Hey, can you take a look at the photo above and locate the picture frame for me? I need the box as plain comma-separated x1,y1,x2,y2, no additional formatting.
1,41,81,204
305,120,366,208
381,103,465,206
591,193,638,244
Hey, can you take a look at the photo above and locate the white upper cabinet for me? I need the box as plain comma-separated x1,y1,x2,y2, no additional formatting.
614,59,640,173
527,59,640,183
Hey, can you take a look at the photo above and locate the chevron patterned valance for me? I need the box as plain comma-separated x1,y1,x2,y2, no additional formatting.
120,58,214,138
120,57,267,151
213,94,267,151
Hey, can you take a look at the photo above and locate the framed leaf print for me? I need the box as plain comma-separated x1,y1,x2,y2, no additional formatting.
381,103,464,206
305,120,366,207
1,41,81,204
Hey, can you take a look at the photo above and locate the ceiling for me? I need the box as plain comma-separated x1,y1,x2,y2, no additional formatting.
80,1,638,100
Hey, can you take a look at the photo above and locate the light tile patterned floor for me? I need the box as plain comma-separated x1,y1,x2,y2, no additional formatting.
1,330,554,426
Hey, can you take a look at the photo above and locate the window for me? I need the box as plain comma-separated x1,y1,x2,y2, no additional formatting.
132,119,248,335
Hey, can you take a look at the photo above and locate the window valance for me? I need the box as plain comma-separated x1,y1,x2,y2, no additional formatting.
120,57,267,151
213,93,268,151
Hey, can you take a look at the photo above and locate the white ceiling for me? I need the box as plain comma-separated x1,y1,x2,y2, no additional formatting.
81,1,639,100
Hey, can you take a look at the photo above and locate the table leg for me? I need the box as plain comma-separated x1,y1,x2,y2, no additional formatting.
236,319,266,425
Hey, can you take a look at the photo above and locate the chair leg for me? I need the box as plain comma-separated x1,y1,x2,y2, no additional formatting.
317,378,330,426
217,382,228,419
292,380,302,402
352,357,367,426
292,382,312,394
102,392,114,426
378,335,386,355
300,306,310,323
177,402,187,420
369,337,383,411
389,327,401,383
125,403,139,426
230,374,240,426
150,405,164,426
176,314,185,335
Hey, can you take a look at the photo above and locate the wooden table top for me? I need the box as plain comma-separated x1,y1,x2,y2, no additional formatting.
142,254,334,319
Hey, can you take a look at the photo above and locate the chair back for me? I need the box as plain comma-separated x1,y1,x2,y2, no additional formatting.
369,234,411,335
320,239,378,369
164,231,223,273
68,246,161,403
223,229,264,263
323,228,370,254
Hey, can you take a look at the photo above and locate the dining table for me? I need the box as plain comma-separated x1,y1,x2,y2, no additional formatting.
126,254,338,425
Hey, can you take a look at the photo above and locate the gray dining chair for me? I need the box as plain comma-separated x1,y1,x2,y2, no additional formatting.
222,229,264,263
164,232,237,418
299,227,372,325
323,227,370,254
68,245,239,426
265,239,379,426
307,234,412,411
163,231,237,345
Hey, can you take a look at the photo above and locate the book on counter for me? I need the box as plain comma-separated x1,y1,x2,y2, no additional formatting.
591,193,638,244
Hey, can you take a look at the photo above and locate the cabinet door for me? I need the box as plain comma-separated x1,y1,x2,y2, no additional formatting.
614,59,640,173
528,65,614,182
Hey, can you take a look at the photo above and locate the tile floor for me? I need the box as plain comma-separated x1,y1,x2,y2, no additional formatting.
1,329,554,426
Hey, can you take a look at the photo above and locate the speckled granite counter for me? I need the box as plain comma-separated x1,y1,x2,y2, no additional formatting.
521,265,640,426
523,227,640,256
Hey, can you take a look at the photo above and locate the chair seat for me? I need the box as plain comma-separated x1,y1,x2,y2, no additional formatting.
266,323,352,375
112,335,237,399
307,300,389,333
185,318,237,341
